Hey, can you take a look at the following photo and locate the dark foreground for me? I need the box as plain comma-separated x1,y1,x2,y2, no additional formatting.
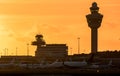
0,68,120,76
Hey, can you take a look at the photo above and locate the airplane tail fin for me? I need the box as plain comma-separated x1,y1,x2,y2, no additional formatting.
87,53,95,64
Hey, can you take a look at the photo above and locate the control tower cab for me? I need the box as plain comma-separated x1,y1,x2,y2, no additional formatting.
32,34,46,51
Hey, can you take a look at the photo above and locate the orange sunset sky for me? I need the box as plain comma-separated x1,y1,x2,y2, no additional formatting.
0,0,120,56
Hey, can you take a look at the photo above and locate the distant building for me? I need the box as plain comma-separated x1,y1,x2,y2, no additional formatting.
32,34,68,59
0,56,38,64
35,44,68,58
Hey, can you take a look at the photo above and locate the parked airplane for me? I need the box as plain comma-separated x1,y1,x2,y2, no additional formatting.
62,54,95,68
63,60,87,68
63,54,114,69
44,59,64,68
83,59,114,69
10,54,114,69
17,59,50,69
41,54,95,68
97,59,113,69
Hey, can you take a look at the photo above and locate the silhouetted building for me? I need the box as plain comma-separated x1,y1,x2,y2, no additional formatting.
86,2,103,53
32,34,68,59
0,56,38,64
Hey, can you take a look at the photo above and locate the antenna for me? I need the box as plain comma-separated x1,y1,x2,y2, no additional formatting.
77,37,80,54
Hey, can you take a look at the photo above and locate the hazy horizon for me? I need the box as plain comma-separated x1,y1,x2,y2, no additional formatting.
0,0,120,56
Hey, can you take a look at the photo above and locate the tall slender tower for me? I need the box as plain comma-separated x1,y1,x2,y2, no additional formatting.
86,2,103,53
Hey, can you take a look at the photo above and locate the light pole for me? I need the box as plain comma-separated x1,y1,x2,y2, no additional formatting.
6,48,8,56
0,52,2,56
3,48,6,56
16,47,17,56
70,47,72,55
77,37,80,54
27,43,29,56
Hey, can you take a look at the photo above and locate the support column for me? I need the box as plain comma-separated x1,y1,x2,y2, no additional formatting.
91,29,98,53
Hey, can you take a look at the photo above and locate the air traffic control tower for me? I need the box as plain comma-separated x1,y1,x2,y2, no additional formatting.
86,2,103,53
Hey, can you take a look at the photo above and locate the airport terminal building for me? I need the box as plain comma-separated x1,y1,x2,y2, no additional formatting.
35,44,68,58
0,34,68,63
32,34,68,59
